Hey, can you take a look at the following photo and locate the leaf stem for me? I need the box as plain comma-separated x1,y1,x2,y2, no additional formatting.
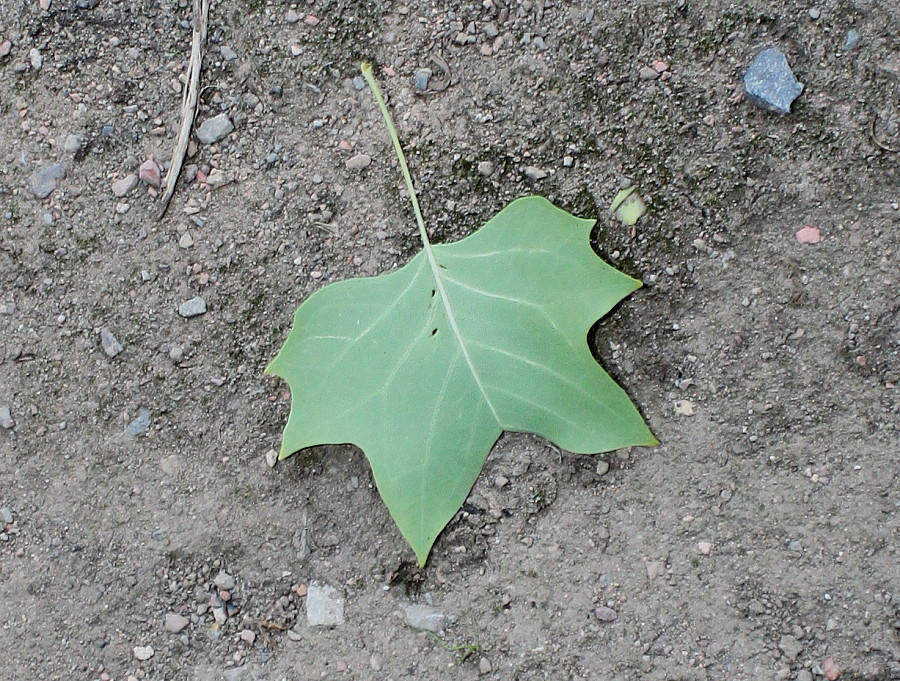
361,62,432,251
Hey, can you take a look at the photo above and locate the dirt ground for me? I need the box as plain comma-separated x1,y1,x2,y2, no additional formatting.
1,0,898,679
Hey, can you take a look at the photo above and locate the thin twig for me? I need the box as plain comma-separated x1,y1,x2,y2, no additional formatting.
870,116,899,153
157,0,211,220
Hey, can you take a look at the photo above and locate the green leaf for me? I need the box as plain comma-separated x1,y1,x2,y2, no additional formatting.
267,196,656,565
267,63,655,566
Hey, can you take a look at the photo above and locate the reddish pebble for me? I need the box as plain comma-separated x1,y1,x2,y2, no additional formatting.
335,661,347,672
0,40,12,58
239,629,256,645
139,158,161,187
795,226,821,244
652,59,669,73
822,657,840,680
304,14,319,26
40,0,51,10
219,590,231,601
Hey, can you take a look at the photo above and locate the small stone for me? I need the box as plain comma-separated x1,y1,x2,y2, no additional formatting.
351,76,366,90
196,114,234,144
285,9,300,22
743,48,804,115
414,68,432,91
265,449,278,468
29,48,42,70
698,541,712,555
306,582,345,627
0,406,13,430
168,346,184,363
479,657,492,675
178,232,194,249
125,408,150,435
0,40,11,58
164,613,190,633
133,646,154,661
595,606,618,622
639,65,660,80
222,668,246,681
822,657,840,680
795,226,821,244
220,45,238,60
796,671,814,681
28,163,67,199
112,174,138,197
239,629,256,645
477,161,494,176
63,135,83,153
205,168,228,188
778,634,803,661
178,297,207,318
345,153,372,171
369,655,382,671
214,570,236,591
0,304,15,315
100,329,123,358
403,604,448,632
843,30,860,52
0,507,12,524
646,560,665,580
674,399,694,416
808,7,820,19
595,459,610,476
139,158,161,187
304,14,319,26
523,166,547,180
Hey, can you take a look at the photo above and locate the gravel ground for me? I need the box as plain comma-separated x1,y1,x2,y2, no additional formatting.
0,0,898,680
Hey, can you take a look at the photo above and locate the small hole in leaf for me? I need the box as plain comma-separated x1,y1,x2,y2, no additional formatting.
431,328,438,336
430,289,436,297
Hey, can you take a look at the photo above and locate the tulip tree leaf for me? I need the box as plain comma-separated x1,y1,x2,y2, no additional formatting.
266,65,656,566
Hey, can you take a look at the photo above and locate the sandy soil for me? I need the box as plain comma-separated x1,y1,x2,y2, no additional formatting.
0,0,898,679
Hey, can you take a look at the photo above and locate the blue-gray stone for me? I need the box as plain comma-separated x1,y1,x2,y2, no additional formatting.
196,114,234,144
743,48,804,115
27,163,67,199
126,408,150,435
351,76,366,90
100,328,123,358
178,296,207,318
843,30,860,52
414,68,432,91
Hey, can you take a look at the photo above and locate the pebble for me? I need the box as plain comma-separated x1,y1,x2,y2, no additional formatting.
808,7,820,19
477,161,494,176
351,76,366,90
822,657,840,680
673,399,694,416
698,541,712,555
265,449,278,468
28,163,67,199
306,582,345,627
205,168,228,188
0,304,15,315
178,296,207,318
595,606,618,622
178,232,194,249
795,226,821,244
0,507,12,524
133,645,154,661
414,68,432,91
646,560,665,580
0,40,11,58
285,9,300,22
778,634,803,660
345,153,372,171
523,166,547,180
402,604,448,632
214,570,236,591
125,408,150,435
743,48,804,115
63,134,83,153
595,459,610,476
112,174,138,197
639,65,660,80
29,48,42,70
479,657,492,675
796,671,814,681
239,629,256,645
196,114,234,144
220,45,238,61
100,328,123,358
0,406,13,430
139,158,161,187
843,30,860,52
164,613,190,633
